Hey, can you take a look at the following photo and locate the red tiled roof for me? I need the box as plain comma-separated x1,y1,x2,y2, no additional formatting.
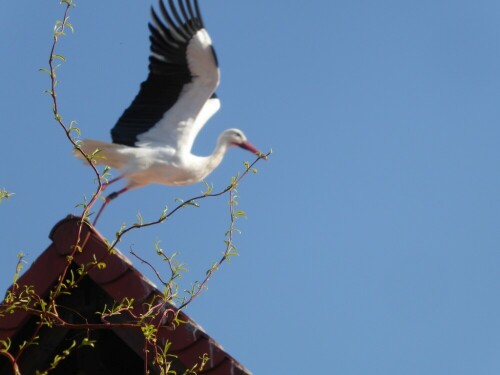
0,216,251,374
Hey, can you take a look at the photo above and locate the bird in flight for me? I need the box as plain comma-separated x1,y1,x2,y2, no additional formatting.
77,0,263,224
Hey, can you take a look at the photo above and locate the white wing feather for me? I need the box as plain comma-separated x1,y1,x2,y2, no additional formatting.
136,29,220,153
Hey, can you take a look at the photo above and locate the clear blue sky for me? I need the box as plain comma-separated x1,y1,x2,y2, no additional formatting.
2,1,500,374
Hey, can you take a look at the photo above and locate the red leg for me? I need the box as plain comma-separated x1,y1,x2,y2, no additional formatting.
93,187,129,226
102,175,124,191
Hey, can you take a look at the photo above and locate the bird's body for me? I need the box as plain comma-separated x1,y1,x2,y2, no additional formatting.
77,0,261,222
81,130,243,188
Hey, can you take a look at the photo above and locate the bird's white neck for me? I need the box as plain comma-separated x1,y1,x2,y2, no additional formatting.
205,137,231,172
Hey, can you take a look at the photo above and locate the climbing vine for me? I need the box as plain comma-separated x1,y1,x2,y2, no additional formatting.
0,1,269,374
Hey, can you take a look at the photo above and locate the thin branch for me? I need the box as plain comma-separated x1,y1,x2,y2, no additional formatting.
114,153,268,246
131,249,171,287
0,349,20,375
178,187,237,310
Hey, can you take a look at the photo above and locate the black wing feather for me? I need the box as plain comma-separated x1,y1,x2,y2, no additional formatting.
111,0,209,147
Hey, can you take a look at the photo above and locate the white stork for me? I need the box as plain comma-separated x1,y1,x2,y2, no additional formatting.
77,0,262,223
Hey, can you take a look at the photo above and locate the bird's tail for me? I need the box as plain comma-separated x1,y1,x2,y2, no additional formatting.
75,139,127,169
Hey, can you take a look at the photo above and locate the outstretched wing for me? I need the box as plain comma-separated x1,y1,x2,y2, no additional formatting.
111,0,220,153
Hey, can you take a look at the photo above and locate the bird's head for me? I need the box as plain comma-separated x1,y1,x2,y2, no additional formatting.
220,128,262,156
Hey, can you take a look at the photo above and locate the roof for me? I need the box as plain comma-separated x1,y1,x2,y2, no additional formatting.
0,216,251,374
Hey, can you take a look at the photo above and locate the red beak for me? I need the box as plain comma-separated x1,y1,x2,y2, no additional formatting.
238,140,261,155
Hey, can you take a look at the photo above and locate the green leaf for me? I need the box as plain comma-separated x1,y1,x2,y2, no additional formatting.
52,54,66,61
234,210,247,218
0,338,11,352
69,121,80,136
79,338,96,348
159,206,169,221
65,21,74,33
0,189,14,203
136,212,143,225
201,180,213,195
185,200,200,208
